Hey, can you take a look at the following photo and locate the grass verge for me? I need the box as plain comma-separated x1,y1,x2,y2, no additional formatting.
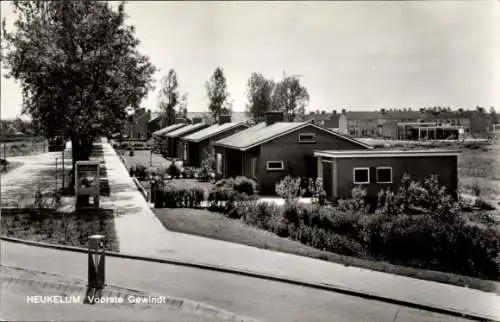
1,208,119,252
153,207,500,294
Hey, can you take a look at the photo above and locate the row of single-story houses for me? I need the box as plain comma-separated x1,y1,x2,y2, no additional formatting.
152,111,460,200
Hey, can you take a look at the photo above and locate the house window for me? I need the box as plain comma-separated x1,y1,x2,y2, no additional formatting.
216,153,222,174
250,158,257,178
353,167,370,184
376,167,392,184
299,133,316,143
266,161,284,171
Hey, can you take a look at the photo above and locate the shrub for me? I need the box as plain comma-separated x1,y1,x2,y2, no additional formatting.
471,180,482,197
167,162,181,178
474,198,497,211
240,201,281,230
275,176,304,201
233,176,257,195
0,158,8,171
376,174,462,224
155,186,206,208
308,177,326,205
134,164,149,181
337,186,370,215
129,166,135,177
207,178,257,215
129,149,134,156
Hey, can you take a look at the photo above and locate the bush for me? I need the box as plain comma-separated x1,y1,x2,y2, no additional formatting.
240,201,281,230
275,176,304,201
154,186,206,208
233,176,257,195
207,177,257,215
134,164,149,181
129,166,135,177
474,198,497,211
167,162,181,178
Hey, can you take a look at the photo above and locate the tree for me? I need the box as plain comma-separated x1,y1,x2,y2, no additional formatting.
272,75,309,121
157,69,180,127
489,106,498,125
206,67,231,122
177,93,188,119
245,73,275,122
2,1,156,187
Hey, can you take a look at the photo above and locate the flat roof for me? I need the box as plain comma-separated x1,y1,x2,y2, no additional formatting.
314,149,461,158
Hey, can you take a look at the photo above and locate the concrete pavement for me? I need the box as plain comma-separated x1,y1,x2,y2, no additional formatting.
1,265,253,322
1,240,475,322
96,139,500,321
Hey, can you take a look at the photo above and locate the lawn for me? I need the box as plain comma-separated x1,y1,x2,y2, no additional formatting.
118,149,180,170
153,207,500,294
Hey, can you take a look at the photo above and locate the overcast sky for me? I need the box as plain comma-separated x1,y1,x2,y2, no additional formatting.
1,1,498,120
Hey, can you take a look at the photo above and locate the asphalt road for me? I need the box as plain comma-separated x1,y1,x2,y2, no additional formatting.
1,241,474,322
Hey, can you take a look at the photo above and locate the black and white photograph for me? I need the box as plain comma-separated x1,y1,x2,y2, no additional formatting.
1,1,499,321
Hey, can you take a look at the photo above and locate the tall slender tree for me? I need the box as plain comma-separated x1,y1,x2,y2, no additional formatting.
245,73,275,122
272,75,309,121
2,1,156,186
157,69,180,127
206,67,231,122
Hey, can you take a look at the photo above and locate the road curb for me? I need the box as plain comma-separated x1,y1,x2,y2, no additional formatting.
0,268,259,322
1,236,497,322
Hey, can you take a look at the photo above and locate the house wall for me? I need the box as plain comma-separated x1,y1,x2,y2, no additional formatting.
186,142,201,167
257,125,368,194
329,156,457,202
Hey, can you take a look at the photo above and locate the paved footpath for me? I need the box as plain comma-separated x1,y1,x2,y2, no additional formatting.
95,139,500,321
0,241,475,322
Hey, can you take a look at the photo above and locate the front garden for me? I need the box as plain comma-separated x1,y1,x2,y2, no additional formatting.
150,173,500,287
1,188,119,252
1,141,119,251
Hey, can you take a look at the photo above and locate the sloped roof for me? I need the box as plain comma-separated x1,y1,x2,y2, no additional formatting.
215,121,372,151
152,123,186,137
182,122,248,143
166,122,207,138
186,111,250,123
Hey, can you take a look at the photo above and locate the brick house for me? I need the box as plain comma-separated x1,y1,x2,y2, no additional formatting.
302,110,340,130
213,111,372,194
314,149,460,203
338,107,493,139
181,115,249,167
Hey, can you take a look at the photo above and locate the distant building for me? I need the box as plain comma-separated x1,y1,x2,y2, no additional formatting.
123,108,151,140
337,107,494,139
